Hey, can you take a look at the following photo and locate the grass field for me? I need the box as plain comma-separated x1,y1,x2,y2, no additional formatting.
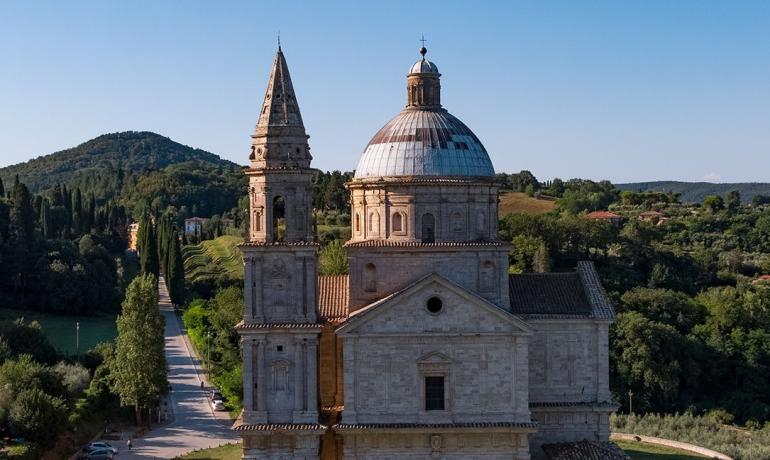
183,235,244,283
615,440,708,460
0,308,117,355
499,192,556,216
174,443,241,460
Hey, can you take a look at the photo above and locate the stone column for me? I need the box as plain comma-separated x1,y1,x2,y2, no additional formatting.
293,338,303,415
307,340,318,415
243,338,254,412
256,338,266,416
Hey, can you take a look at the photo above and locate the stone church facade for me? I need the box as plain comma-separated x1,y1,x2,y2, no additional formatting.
234,46,617,460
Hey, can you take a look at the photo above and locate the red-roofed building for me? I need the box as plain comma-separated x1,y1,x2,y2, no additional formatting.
585,211,623,225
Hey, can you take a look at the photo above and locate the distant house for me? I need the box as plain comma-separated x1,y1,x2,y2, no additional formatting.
585,210,623,225
752,275,770,285
184,217,205,235
638,210,667,225
128,222,140,251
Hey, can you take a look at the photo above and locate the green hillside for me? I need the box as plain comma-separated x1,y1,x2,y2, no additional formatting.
0,131,241,194
183,235,244,285
617,181,770,203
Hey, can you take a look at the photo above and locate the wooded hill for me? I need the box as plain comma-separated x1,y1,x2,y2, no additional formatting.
617,181,770,203
0,131,240,194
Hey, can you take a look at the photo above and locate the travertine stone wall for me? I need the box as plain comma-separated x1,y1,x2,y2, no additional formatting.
529,408,612,453
243,433,321,460
242,246,319,324
347,246,510,310
347,181,499,243
527,320,611,404
241,330,320,424
341,432,531,460
339,279,530,425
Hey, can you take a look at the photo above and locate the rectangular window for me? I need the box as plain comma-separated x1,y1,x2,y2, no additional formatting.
424,376,445,411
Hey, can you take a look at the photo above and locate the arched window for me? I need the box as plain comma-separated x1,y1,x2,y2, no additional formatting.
369,211,380,235
450,212,464,233
254,210,262,232
355,213,361,233
392,212,403,232
480,260,496,292
364,263,377,293
422,213,435,243
273,196,285,242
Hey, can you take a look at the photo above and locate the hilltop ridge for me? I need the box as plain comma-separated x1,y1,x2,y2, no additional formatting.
0,131,241,194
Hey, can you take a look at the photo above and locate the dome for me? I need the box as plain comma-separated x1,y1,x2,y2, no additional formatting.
409,58,439,74
354,109,495,179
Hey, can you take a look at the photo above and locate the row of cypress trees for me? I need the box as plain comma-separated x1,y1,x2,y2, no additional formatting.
136,214,185,305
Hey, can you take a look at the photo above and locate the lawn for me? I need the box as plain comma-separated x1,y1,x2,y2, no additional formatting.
175,443,241,460
0,308,117,355
499,192,556,216
615,440,708,460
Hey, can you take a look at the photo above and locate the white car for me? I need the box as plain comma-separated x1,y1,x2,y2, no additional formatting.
87,442,118,454
210,398,226,411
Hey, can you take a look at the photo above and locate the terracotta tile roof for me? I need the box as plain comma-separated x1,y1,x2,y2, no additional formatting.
509,273,592,316
585,211,621,219
233,423,327,432
235,321,322,330
542,441,630,460
508,262,615,320
530,401,618,409
318,275,349,320
344,240,508,248
240,240,320,247
334,421,538,431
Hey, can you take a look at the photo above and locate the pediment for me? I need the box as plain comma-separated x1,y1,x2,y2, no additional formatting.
416,351,454,365
336,273,533,336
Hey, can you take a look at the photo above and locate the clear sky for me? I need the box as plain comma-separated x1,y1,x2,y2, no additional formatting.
1,1,768,183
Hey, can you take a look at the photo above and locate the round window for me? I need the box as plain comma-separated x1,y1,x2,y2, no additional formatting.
426,296,443,314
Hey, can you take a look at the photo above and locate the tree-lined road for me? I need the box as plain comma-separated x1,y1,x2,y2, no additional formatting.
119,276,237,459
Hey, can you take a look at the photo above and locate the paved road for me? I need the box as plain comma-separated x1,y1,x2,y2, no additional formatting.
118,276,238,459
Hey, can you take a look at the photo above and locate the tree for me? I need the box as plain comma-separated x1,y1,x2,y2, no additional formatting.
0,176,4,198
319,240,349,275
8,387,66,445
726,190,741,214
40,197,52,239
111,274,166,425
166,230,185,305
703,195,725,213
139,218,160,276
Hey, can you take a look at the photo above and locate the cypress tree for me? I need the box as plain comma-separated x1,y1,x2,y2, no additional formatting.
167,230,185,305
0,176,4,198
140,219,160,277
72,188,83,235
40,198,52,239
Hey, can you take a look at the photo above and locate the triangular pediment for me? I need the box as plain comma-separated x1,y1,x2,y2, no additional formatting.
336,273,533,336
416,351,454,365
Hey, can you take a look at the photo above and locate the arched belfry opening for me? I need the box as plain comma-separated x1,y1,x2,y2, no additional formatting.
421,213,435,243
273,196,286,242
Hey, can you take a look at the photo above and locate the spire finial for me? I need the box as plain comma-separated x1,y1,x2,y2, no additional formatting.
277,31,281,51
419,34,427,58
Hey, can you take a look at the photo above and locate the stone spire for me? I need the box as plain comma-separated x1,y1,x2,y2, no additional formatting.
249,47,311,169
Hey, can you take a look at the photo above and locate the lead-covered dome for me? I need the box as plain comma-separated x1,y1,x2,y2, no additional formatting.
353,48,494,180
354,109,494,178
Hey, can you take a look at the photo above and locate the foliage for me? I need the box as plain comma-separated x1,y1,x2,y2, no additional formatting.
8,387,67,445
182,287,244,412
111,273,166,424
611,413,770,460
319,240,349,275
616,181,770,204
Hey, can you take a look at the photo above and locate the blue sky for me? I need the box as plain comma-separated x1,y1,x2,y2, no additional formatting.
1,1,768,183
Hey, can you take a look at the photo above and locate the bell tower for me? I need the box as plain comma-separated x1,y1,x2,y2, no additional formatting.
237,46,324,459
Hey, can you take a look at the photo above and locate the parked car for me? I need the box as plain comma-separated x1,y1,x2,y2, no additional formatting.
209,388,223,401
210,398,226,411
78,449,114,460
87,442,118,454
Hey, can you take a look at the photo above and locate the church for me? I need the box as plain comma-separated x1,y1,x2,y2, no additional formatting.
233,45,618,460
